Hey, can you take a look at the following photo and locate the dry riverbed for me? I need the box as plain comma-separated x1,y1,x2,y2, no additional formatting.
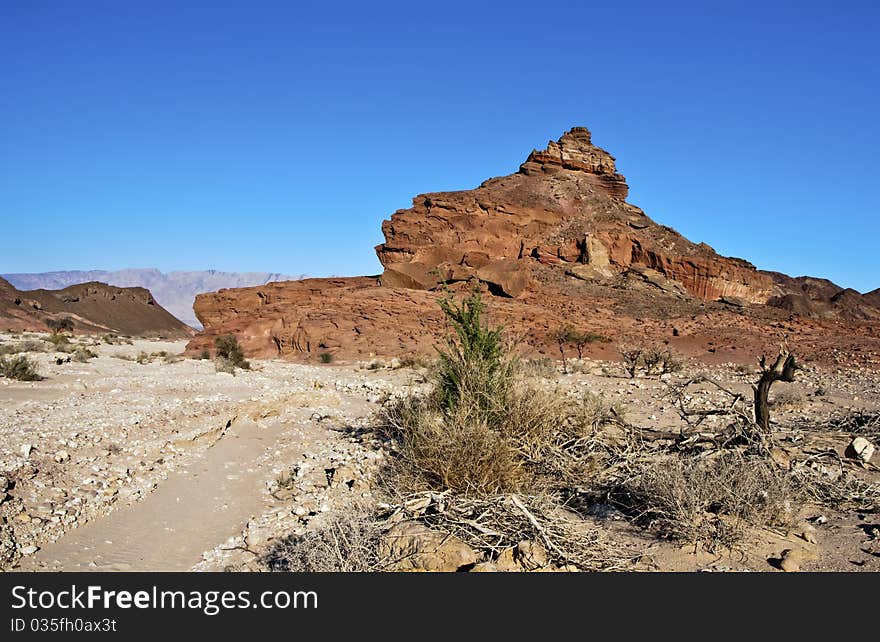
1,333,878,572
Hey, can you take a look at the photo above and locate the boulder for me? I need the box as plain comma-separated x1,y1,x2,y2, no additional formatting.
380,521,478,572
845,437,875,464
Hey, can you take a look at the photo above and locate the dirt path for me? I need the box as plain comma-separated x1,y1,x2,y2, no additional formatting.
20,416,297,571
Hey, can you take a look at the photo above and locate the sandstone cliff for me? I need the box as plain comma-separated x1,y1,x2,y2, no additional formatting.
187,126,879,364
376,127,774,303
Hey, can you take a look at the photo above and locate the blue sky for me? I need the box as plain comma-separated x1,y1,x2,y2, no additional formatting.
2,1,878,292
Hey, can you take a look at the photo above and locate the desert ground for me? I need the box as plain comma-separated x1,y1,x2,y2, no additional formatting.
1,331,878,573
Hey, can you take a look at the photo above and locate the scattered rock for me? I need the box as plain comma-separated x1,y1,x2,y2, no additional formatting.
516,540,549,570
380,521,478,572
845,437,875,464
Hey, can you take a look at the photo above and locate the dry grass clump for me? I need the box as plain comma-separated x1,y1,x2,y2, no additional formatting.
791,453,880,511
0,340,48,355
102,334,133,345
820,410,880,442
261,505,383,572
770,386,806,410
619,343,683,377
0,355,42,381
521,357,557,378
384,391,529,495
72,347,98,362
616,451,804,551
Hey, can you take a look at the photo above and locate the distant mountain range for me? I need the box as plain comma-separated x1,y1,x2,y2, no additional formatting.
2,269,306,328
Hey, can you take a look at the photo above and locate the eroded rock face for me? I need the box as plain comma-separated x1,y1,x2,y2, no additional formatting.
188,125,879,363
375,127,774,303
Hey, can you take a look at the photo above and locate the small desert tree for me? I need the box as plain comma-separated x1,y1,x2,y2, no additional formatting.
46,317,74,334
571,330,608,360
619,345,643,378
551,324,576,374
753,347,799,432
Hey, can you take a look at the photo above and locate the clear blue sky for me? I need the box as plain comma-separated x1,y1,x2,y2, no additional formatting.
2,1,878,292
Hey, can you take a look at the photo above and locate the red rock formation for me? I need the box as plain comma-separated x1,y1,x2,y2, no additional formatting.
188,126,879,364
376,127,773,303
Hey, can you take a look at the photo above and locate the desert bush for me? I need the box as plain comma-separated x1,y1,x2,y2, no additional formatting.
380,290,569,495
434,288,514,414
0,355,42,381
770,386,806,410
734,363,754,375
521,357,557,378
382,379,626,495
389,399,524,494
551,324,576,373
319,352,333,364
617,451,803,551
793,460,880,511
618,344,643,378
214,357,238,375
0,340,47,355
643,346,684,375
199,349,211,360
102,334,133,345
72,348,97,363
261,506,383,572
46,317,74,334
398,354,430,369
620,344,682,377
571,330,610,359
214,334,250,370
46,332,70,348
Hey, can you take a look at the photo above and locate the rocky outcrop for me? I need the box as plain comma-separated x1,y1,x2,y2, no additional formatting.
764,273,880,321
519,126,629,198
188,125,879,364
375,127,774,303
0,277,193,337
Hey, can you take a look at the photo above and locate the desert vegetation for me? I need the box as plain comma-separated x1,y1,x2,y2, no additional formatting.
0,355,42,381
214,334,250,373
260,288,879,573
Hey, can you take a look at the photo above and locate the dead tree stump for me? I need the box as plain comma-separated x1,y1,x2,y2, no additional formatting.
753,347,799,432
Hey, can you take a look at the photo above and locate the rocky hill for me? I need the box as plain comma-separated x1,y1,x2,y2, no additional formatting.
187,127,879,365
3,269,306,328
0,277,194,337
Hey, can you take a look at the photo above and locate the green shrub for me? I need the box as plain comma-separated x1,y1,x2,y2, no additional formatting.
319,352,333,364
47,332,70,348
434,288,513,414
0,355,42,381
214,334,250,370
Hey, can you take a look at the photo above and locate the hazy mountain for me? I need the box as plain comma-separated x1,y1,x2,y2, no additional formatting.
3,269,306,328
